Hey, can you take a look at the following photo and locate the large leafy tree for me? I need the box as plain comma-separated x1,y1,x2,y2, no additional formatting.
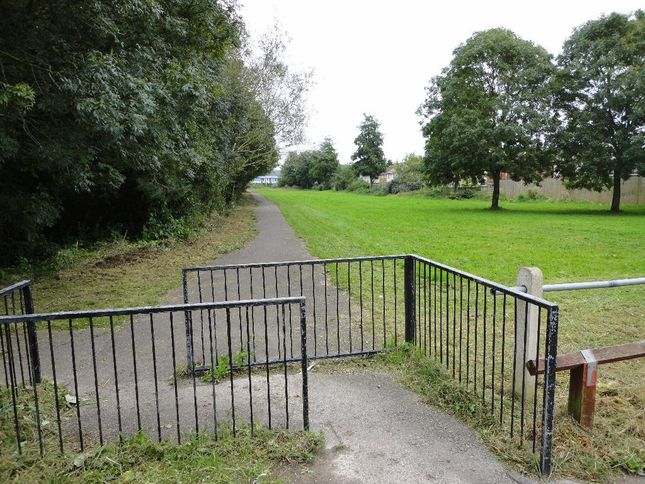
0,0,284,262
278,138,339,189
308,138,340,188
554,11,644,212
351,114,386,185
419,29,555,209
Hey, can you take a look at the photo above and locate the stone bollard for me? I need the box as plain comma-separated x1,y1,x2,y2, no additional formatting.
514,267,543,400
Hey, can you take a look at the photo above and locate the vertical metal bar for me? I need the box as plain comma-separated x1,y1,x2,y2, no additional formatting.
540,306,559,476
393,260,398,346
510,296,518,438
417,260,421,346
182,270,194,372
287,266,294,357
382,260,386,346
236,268,243,354
532,307,542,453
245,307,254,435
324,263,329,355
491,293,497,415
4,322,22,454
424,264,429,355
68,319,83,451
30,353,43,455
452,272,457,376
300,301,309,431
129,314,141,430
499,294,507,425
439,269,443,363
466,279,471,387
88,316,103,445
359,260,364,352
520,302,529,443
22,284,40,384
11,293,25,386
18,291,32,386
46,320,63,452
169,312,182,443
149,313,162,442
108,315,123,439
249,268,257,362
482,285,488,405
208,309,218,439
445,270,450,370
459,276,463,382
404,256,416,344
371,260,375,351
0,315,9,387
348,262,353,352
434,266,438,357
474,283,479,393
281,304,290,429
197,271,206,364
226,308,236,436
336,263,341,353
264,302,272,430
274,266,281,360
311,265,318,357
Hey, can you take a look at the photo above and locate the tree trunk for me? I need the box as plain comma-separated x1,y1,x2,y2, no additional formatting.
491,173,501,210
610,168,621,213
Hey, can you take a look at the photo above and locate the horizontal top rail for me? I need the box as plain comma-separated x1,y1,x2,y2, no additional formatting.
0,279,31,298
183,254,409,272
183,253,557,308
0,296,305,324
492,277,645,297
542,277,645,292
410,255,558,308
527,340,645,375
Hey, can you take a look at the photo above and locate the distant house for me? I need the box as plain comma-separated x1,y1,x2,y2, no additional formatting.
252,169,280,186
377,167,396,185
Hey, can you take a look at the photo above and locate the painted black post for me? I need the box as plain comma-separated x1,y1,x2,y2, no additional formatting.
23,283,40,384
299,300,309,431
404,256,416,344
540,305,559,476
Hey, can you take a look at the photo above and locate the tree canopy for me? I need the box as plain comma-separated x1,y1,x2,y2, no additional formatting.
419,28,555,209
351,114,386,184
278,138,340,189
0,0,304,263
554,10,645,212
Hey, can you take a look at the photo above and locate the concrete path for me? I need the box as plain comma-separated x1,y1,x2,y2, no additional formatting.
12,193,523,482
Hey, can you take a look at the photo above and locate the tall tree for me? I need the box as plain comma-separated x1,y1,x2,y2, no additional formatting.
554,11,644,212
308,138,340,188
241,23,313,150
419,29,555,209
351,114,386,185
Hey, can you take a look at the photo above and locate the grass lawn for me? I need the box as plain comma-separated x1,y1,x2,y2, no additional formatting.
0,195,257,317
258,187,645,481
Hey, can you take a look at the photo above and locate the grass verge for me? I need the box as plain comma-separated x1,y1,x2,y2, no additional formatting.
1,382,322,483
0,196,257,318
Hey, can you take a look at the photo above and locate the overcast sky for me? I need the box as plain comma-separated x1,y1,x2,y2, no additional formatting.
240,0,642,164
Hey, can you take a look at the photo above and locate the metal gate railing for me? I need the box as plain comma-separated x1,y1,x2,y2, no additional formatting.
183,254,560,475
0,297,309,458
1,279,40,387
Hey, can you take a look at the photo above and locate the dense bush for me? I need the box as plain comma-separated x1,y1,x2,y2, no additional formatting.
387,180,424,194
279,138,339,189
0,1,280,263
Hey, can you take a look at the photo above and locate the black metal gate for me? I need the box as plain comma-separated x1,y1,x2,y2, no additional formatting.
0,297,309,457
182,254,560,475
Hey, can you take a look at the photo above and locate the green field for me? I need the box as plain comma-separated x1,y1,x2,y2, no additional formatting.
258,188,645,480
